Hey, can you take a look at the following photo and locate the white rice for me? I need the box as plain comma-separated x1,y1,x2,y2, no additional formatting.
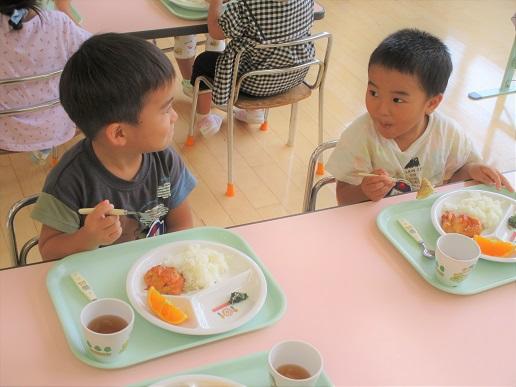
166,244,228,292
443,192,503,230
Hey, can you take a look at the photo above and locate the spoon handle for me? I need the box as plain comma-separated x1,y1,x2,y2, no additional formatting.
70,272,97,302
78,208,129,216
398,218,424,244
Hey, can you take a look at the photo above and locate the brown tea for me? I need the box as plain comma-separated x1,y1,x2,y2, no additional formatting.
276,364,311,380
87,315,128,334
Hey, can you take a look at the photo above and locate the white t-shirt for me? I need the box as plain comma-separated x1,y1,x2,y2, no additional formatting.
326,111,482,196
0,10,90,151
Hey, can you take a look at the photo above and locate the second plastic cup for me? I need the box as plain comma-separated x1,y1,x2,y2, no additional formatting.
435,233,481,287
268,340,323,387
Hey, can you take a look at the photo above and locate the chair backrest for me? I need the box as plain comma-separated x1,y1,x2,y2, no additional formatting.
230,31,333,106
0,69,62,117
6,194,40,267
303,140,338,212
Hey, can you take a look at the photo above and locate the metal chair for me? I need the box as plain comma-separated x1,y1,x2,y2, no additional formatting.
0,69,63,165
302,139,338,212
188,32,332,197
6,194,40,267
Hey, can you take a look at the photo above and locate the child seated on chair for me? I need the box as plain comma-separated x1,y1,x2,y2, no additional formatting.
31,33,196,260
326,28,514,206
0,0,90,163
191,0,315,137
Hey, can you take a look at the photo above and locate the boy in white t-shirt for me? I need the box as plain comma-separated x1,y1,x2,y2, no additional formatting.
326,28,513,206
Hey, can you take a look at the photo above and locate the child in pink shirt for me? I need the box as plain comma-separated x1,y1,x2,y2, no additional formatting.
0,0,90,159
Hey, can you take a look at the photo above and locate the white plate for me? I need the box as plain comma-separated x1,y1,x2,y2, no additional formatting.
150,374,244,387
168,0,208,11
431,189,516,263
126,240,267,335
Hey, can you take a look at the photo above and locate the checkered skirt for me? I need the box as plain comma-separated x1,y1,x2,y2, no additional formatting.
213,0,315,106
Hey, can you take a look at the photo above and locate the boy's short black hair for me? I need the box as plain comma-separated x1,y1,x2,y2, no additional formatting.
369,28,452,97
59,33,175,139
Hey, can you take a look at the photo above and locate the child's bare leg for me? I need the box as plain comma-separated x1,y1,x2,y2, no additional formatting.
176,57,194,80
196,93,212,115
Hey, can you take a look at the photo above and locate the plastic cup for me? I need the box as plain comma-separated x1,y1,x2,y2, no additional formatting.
268,340,323,387
80,298,134,363
435,233,481,287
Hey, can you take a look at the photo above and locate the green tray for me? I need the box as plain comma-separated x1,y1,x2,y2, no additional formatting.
130,351,333,387
46,227,286,369
159,0,208,21
377,185,516,295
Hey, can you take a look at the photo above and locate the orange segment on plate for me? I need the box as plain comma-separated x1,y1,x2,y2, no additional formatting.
147,286,188,324
473,235,516,257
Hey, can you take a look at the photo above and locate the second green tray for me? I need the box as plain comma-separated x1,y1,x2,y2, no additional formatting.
159,0,208,21
130,351,333,387
46,227,286,368
377,185,516,295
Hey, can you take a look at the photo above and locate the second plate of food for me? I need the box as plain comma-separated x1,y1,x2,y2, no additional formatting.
149,374,243,387
126,240,267,335
431,189,516,262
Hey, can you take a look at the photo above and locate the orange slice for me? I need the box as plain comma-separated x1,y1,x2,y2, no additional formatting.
147,286,188,325
473,235,516,257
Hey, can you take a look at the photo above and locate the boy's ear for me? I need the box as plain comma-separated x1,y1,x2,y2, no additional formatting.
104,122,128,146
425,93,443,114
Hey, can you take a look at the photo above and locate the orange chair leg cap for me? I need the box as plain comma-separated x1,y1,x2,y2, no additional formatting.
259,121,269,131
316,162,325,176
186,135,195,146
226,183,235,197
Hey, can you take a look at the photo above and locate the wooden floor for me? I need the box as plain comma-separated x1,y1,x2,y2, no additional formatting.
1,0,515,268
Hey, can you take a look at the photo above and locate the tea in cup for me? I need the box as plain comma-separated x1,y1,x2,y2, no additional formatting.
268,340,323,387
435,233,481,287
80,298,134,362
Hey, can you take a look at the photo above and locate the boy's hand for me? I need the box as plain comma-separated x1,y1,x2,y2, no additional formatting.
467,163,514,192
82,200,122,248
360,169,395,201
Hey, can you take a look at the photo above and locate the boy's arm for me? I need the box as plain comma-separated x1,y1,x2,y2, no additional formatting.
165,200,194,232
38,201,122,260
336,181,368,206
450,162,514,191
207,0,225,40
336,169,395,206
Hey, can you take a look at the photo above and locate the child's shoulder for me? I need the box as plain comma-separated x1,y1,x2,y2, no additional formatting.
44,139,90,186
428,110,464,135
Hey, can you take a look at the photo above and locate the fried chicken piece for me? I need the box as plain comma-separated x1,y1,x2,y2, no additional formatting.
144,265,185,295
440,211,483,238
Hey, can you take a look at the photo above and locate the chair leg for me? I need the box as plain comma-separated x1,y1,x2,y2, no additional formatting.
316,87,325,175
187,81,200,146
50,146,58,167
259,108,270,131
226,102,235,197
287,103,298,146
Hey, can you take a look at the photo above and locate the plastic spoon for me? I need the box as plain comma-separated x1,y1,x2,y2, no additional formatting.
398,218,435,258
70,272,97,302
